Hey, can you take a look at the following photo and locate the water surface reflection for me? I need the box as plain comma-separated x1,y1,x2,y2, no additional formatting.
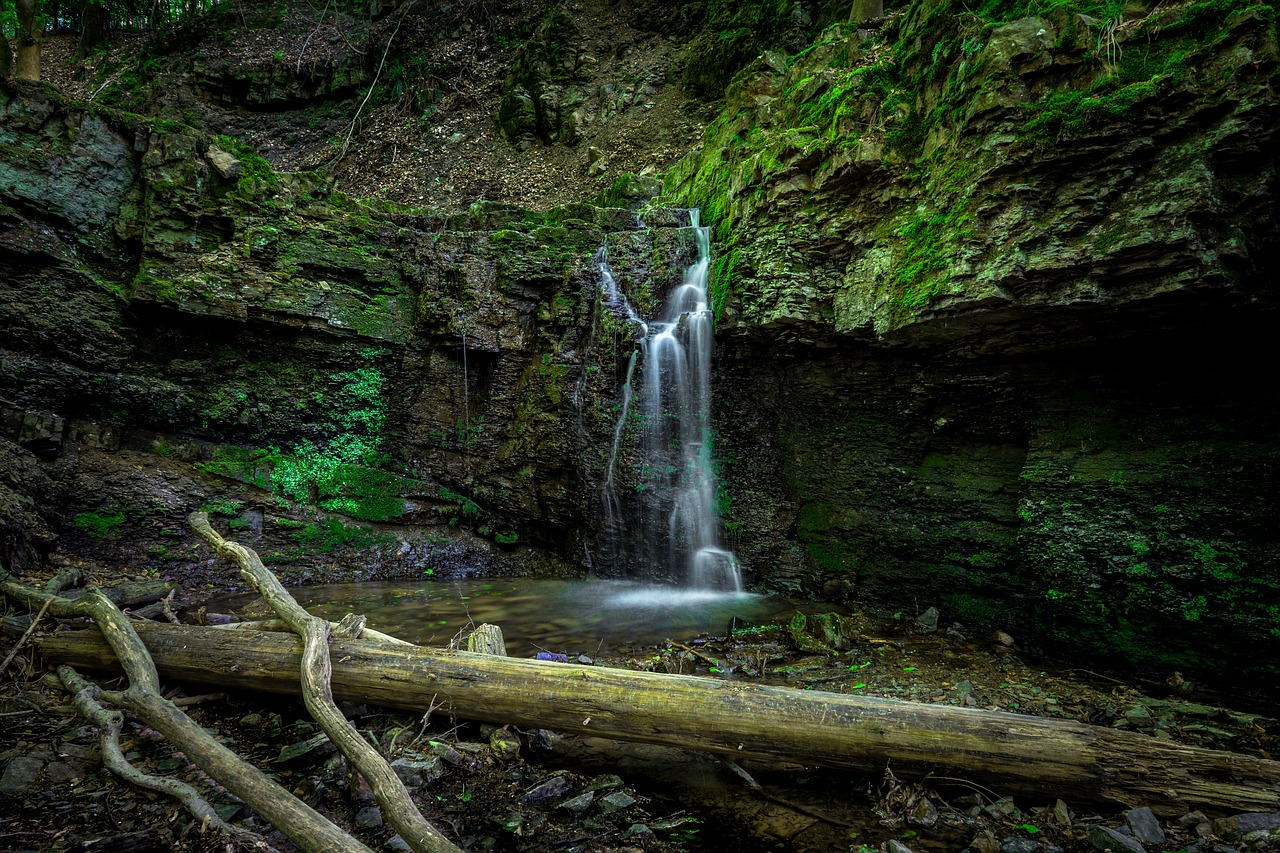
212,579,823,656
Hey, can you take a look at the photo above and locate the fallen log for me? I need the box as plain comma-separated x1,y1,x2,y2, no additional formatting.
61,579,181,609
3,580,179,637
41,621,1280,816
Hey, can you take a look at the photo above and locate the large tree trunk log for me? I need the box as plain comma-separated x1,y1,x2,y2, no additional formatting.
79,0,108,57
0,33,13,78
849,0,883,26
42,621,1280,816
61,579,181,609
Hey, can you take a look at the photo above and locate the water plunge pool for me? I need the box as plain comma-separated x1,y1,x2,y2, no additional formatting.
210,578,824,656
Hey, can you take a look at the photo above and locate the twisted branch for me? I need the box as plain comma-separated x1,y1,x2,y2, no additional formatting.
189,512,463,853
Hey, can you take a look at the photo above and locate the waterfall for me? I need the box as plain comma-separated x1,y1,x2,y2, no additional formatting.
597,212,741,592
460,325,470,483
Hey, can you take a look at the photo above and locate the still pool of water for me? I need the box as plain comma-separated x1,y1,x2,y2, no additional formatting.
210,579,823,657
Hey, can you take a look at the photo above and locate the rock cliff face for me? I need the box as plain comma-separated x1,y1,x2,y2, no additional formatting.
0,81,680,581
664,1,1280,683
2,0,1279,690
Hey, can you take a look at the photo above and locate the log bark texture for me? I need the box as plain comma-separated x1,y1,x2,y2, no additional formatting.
14,0,39,80
41,621,1280,816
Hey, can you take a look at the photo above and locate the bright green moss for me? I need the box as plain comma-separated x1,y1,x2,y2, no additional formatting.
72,508,126,538
682,0,809,98
291,518,392,553
709,248,740,326
889,205,975,319
214,134,280,203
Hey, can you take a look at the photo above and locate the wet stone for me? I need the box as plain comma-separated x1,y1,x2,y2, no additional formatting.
1124,707,1155,728
214,802,242,821
1213,813,1280,838
356,806,384,828
276,732,335,765
985,798,1021,821
1000,838,1039,853
599,791,637,814
56,743,95,762
586,774,624,791
1126,806,1165,844
0,755,44,793
560,792,595,815
384,836,413,852
527,729,560,751
390,755,444,787
969,829,1000,853
625,823,655,841
888,840,918,853
521,775,573,804
1089,825,1145,853
44,761,77,783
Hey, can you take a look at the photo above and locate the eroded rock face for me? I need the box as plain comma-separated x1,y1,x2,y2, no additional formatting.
0,82,677,573
665,4,1280,684
2,0,1279,691
0,437,58,573
668,6,1279,348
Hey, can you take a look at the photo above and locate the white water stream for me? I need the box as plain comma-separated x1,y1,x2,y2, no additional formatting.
600,212,741,592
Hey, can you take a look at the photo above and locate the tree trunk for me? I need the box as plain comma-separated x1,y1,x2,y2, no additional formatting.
15,0,40,81
0,33,13,78
42,621,1280,816
79,0,109,57
452,622,507,656
849,0,883,26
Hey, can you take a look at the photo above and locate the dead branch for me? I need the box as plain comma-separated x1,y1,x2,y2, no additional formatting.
297,0,333,74
211,616,413,645
57,665,273,849
0,568,374,853
0,597,49,674
324,0,415,171
189,511,463,853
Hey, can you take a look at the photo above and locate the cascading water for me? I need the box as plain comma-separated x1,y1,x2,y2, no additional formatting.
597,212,742,592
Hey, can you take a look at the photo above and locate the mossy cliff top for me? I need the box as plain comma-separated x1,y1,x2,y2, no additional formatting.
665,0,1279,348
661,0,1280,693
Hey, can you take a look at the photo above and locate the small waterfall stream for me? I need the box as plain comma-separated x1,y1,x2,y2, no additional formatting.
598,212,741,592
